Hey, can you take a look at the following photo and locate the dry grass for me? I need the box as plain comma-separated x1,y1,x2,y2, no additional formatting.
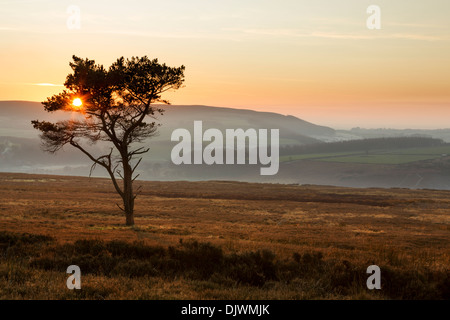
0,172,448,299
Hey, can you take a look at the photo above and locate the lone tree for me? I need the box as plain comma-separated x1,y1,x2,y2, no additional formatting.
32,55,185,225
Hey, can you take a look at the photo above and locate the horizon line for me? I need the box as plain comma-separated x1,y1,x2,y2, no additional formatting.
1,100,450,131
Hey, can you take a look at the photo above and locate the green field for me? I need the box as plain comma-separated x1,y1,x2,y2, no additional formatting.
317,154,440,164
280,152,362,162
387,145,450,155
282,145,450,165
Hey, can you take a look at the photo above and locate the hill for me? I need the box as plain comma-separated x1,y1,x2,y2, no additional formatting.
0,101,334,141
0,100,334,176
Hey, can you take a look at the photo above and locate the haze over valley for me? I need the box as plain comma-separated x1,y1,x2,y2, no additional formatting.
2,101,450,190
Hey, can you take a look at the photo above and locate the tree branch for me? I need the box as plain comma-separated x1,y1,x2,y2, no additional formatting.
70,139,124,197
131,157,143,174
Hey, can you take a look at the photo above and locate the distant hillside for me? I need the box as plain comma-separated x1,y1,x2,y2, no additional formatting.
343,127,450,143
157,105,334,141
280,136,446,156
0,101,334,142
0,100,335,176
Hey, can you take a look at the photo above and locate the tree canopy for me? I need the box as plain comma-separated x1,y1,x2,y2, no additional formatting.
32,55,185,225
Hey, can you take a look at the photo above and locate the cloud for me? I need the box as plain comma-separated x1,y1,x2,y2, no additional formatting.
30,83,63,87
227,28,448,42
310,32,444,41
0,82,64,87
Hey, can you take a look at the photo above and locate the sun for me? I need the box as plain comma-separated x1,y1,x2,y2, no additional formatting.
72,98,83,109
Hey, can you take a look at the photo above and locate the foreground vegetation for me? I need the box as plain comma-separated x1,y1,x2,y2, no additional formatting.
0,173,449,299
1,232,448,300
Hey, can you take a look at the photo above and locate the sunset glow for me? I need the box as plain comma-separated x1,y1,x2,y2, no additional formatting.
73,98,82,108
0,1,449,129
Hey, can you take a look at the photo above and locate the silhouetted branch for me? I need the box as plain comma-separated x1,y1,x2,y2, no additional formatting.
131,157,143,174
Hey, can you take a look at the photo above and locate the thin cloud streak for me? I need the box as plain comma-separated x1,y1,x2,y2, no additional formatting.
30,83,63,87
0,82,63,86
0,25,243,41
229,28,448,42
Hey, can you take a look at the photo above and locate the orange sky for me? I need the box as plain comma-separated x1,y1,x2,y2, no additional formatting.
1,0,449,129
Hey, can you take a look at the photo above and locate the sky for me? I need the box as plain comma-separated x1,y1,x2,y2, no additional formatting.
0,0,449,129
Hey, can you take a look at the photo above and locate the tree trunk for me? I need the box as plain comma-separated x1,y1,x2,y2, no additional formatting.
124,194,135,226
122,159,135,226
